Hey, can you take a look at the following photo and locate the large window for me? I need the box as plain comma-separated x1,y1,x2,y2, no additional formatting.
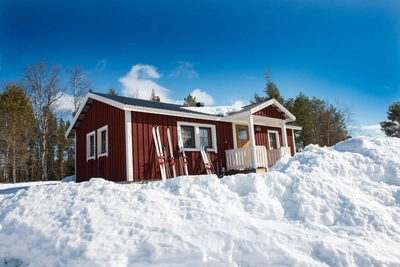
178,122,217,152
86,131,96,161
97,125,108,157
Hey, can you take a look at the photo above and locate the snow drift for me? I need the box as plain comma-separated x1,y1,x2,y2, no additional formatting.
0,137,399,266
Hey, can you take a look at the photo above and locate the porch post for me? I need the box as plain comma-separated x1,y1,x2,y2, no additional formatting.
248,115,256,146
281,120,288,147
248,115,257,168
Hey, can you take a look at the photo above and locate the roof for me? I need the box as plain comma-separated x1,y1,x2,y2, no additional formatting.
66,92,299,138
91,92,218,116
225,98,296,122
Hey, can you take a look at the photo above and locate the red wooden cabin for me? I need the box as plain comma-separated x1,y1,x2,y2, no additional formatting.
66,92,301,182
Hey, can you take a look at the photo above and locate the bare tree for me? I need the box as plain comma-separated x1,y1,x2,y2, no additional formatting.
67,65,92,116
22,59,65,181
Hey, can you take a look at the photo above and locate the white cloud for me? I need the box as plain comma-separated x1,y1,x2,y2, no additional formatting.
169,62,199,79
96,59,107,72
190,89,214,106
245,76,256,80
232,100,246,108
359,125,381,130
54,93,74,113
350,124,384,137
119,64,176,103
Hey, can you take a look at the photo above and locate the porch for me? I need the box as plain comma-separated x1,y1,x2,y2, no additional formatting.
225,146,291,172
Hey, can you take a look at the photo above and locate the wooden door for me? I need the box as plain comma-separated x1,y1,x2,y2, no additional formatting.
236,125,250,148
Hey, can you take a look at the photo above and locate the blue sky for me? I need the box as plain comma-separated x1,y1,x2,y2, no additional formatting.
1,0,399,136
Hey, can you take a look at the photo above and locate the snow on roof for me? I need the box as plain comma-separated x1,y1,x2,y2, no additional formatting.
181,106,243,117
1,136,400,266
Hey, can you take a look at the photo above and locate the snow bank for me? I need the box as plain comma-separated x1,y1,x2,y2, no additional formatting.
0,137,399,266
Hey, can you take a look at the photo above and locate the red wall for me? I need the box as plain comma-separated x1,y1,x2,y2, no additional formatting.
76,100,127,182
130,111,234,182
254,126,295,156
254,106,285,119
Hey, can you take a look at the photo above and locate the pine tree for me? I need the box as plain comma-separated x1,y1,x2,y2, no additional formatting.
380,102,400,137
0,84,35,183
183,94,197,106
108,88,118,96
264,68,284,104
150,89,161,102
251,67,284,104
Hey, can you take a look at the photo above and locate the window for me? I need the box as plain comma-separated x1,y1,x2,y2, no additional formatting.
268,130,280,150
178,122,217,152
97,125,108,157
238,128,248,140
181,126,195,148
86,131,95,161
199,127,212,148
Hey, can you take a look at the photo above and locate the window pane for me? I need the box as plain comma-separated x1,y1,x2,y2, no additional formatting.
199,127,212,148
269,133,277,149
101,130,107,153
181,126,195,148
238,129,248,140
89,135,95,156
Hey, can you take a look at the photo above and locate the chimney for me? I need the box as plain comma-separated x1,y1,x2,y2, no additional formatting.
196,102,204,107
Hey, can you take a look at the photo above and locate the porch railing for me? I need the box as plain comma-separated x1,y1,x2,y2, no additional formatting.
225,146,268,171
266,147,291,167
225,146,291,171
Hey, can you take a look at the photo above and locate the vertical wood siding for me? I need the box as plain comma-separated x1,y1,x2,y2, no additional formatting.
76,100,126,182
254,106,285,119
131,111,234,182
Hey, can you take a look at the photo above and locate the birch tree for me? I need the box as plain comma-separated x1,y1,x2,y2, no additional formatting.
22,59,64,181
67,65,92,116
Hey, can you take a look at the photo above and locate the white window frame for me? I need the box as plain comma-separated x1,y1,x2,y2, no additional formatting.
97,125,108,158
177,121,217,153
86,131,96,161
267,130,280,150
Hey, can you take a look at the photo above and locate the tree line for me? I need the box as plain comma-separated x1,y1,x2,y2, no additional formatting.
251,68,352,149
1,61,396,183
0,60,90,183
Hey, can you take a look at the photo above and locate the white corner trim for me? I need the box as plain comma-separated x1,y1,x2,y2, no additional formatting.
125,111,134,182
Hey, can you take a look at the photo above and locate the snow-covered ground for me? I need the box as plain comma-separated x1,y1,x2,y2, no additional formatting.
0,136,399,266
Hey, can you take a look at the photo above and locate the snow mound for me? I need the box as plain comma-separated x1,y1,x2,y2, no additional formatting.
0,137,399,266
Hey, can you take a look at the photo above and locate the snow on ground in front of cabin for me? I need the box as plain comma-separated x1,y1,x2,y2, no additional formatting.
182,106,242,117
0,136,400,266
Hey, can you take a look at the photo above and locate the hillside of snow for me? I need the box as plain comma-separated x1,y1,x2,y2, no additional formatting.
0,137,399,266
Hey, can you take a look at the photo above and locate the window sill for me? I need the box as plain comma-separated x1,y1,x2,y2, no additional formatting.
98,153,108,158
183,148,216,153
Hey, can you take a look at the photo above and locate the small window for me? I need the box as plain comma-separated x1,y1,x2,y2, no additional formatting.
238,128,248,140
87,131,95,161
268,131,280,150
199,127,212,148
181,126,195,148
98,125,108,157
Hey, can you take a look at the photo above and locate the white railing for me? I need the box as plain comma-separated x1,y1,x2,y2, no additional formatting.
266,147,291,167
225,146,291,171
225,146,268,171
